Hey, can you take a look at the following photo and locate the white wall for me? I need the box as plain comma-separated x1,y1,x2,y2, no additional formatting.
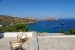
0,32,36,38
4,32,17,37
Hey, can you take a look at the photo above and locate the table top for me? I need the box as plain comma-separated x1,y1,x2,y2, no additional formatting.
22,36,26,39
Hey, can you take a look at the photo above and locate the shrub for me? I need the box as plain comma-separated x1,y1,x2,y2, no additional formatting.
72,30,75,35
60,29,64,33
69,28,74,34
64,32,70,35
0,27,2,32
14,23,28,32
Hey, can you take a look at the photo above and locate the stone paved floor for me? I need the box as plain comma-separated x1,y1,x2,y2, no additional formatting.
38,37,75,50
0,37,16,50
0,37,31,50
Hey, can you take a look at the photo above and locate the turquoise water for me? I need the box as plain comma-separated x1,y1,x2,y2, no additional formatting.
27,19,75,33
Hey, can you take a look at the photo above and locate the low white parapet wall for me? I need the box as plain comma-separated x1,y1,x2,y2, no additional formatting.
0,32,36,38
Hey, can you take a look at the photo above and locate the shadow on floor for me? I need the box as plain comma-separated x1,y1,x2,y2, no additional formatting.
21,47,25,50
37,38,39,50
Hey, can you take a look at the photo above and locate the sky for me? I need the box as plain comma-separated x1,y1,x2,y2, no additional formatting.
0,0,75,19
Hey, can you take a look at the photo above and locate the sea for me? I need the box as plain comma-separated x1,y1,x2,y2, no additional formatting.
27,19,75,33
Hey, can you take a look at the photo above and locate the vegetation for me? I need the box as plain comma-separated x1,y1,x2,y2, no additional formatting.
60,29,64,33
69,28,74,34
72,30,75,35
0,15,37,27
14,23,28,32
64,32,70,35
0,23,28,32
60,28,75,35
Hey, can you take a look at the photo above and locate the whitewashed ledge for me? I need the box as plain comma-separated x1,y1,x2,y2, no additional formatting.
0,32,33,39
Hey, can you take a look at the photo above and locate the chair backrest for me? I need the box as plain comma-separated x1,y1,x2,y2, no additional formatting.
17,32,22,36
17,32,22,39
22,33,27,37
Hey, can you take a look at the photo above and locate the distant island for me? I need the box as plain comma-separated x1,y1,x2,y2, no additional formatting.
46,18,58,21
38,18,58,21
0,15,37,27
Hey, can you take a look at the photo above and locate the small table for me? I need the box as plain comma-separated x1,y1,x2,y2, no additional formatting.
22,36,26,39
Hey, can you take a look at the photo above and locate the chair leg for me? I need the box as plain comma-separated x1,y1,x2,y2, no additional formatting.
19,47,21,50
10,46,13,50
20,47,21,50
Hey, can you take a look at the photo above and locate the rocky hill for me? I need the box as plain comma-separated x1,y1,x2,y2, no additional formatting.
0,15,37,27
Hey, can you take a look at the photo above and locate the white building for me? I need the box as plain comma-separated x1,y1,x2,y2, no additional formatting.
0,25,2,27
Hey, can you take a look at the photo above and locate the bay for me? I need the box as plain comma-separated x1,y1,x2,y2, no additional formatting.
27,19,75,33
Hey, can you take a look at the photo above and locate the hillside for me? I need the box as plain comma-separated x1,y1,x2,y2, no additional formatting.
0,15,37,27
